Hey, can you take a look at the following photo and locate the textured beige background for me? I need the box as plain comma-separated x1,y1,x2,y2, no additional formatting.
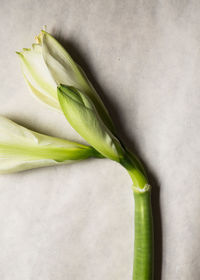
0,0,200,279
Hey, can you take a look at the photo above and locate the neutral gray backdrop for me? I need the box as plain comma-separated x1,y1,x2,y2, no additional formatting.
0,1,199,279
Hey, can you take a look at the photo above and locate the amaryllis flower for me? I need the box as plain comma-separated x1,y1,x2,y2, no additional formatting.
17,29,114,132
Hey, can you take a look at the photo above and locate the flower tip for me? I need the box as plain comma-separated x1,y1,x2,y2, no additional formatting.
34,35,39,43
35,27,48,43
59,83,66,88
16,51,22,56
23,48,31,51
41,29,48,35
57,84,66,92
43,25,47,31
58,84,76,97
60,84,74,90
57,84,62,91
32,43,37,49
35,30,44,44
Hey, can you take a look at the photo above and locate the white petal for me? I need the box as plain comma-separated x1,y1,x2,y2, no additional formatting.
0,158,61,174
41,31,82,87
17,44,59,108
25,76,60,110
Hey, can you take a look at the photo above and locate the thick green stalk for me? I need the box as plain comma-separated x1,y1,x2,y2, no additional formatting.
132,185,153,280
120,153,153,280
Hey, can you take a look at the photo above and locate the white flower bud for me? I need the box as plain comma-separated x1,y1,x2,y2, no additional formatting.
0,116,97,174
57,85,124,162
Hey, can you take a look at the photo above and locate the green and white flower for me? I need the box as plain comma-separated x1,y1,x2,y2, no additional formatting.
17,30,114,132
57,85,124,162
0,116,98,174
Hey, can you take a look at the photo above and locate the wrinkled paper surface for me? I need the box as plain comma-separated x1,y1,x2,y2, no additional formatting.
0,1,199,279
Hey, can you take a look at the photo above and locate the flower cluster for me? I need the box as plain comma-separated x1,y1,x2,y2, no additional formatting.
1,29,147,188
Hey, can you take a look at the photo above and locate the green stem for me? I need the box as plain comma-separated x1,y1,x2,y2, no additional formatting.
120,153,153,280
132,185,153,280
